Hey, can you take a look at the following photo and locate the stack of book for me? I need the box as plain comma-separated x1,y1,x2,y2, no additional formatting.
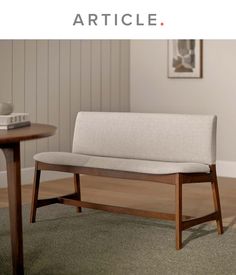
0,113,31,130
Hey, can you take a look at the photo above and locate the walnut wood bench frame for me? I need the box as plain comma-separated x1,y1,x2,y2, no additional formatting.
30,161,223,250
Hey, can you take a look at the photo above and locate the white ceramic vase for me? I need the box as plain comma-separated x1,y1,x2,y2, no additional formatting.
0,102,14,115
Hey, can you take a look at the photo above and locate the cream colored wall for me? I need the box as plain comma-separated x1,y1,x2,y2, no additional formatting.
0,40,130,170
130,40,236,161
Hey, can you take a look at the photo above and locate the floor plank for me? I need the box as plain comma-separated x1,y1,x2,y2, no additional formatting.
0,176,236,227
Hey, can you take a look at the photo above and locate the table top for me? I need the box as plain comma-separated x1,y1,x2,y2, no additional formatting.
0,123,57,144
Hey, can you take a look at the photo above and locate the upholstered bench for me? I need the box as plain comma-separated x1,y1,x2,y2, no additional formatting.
30,112,223,249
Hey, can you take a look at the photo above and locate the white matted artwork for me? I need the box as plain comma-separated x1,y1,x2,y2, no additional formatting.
168,40,203,78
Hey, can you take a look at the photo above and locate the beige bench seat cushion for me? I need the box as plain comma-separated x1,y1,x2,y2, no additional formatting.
34,152,210,175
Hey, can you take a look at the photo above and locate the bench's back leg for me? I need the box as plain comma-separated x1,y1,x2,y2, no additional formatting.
30,163,41,223
210,165,224,234
175,174,183,250
74,174,82,213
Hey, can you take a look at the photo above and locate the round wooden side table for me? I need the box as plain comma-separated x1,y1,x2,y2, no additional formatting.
0,123,56,275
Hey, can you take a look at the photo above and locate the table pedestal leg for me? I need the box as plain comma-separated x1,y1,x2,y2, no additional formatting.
2,142,24,275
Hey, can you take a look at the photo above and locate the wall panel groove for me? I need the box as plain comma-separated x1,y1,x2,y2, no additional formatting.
0,41,13,170
24,40,37,167
0,40,130,171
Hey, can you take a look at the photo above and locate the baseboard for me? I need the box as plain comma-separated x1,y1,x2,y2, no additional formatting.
0,167,71,188
216,160,236,178
0,160,236,188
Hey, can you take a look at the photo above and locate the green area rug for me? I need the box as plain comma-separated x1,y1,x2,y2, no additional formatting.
0,204,235,275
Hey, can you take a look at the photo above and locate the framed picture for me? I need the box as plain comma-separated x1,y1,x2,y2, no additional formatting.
168,40,203,78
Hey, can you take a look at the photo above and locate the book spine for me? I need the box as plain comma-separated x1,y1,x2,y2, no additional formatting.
0,114,29,125
0,121,31,130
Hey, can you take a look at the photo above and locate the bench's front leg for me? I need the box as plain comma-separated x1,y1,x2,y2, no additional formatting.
30,162,41,223
210,165,223,234
74,174,82,213
175,174,183,250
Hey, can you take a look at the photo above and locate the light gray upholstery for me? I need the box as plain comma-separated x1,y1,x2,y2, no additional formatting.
34,112,217,174
34,152,210,174
72,112,216,165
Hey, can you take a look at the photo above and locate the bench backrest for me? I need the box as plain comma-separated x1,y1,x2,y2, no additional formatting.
72,112,217,165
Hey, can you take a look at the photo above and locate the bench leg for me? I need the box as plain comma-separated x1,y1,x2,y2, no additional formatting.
30,164,41,223
211,166,223,234
74,174,82,213
175,174,183,250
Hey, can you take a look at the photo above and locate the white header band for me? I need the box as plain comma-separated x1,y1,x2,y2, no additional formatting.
0,0,235,39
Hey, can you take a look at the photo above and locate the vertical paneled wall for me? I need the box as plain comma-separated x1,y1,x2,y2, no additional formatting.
0,40,130,170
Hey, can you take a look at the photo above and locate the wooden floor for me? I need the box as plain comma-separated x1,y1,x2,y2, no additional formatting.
1,175,236,228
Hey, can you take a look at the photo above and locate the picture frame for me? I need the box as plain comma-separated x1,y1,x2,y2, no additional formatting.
168,40,203,78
